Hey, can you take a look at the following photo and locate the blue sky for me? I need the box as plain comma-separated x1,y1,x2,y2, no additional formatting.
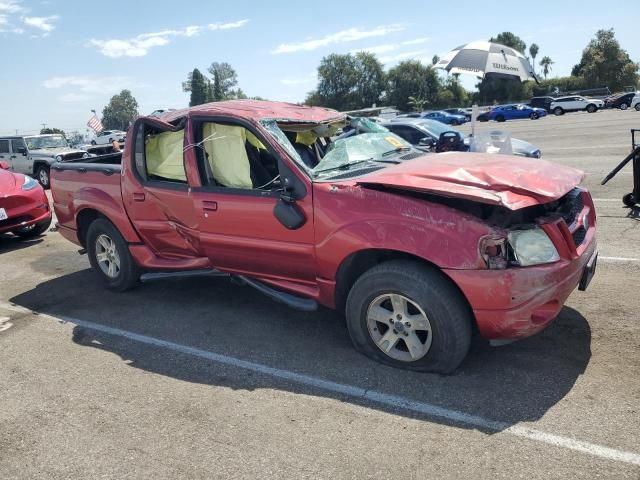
0,0,637,135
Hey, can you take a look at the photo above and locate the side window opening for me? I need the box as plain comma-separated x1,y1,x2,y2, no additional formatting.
0,140,9,154
196,122,281,191
135,123,187,184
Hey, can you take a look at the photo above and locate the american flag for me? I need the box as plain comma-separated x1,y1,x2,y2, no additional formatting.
87,114,104,133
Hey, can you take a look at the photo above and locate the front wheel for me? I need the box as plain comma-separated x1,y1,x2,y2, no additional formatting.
495,115,505,123
620,103,629,110
635,103,640,112
554,107,564,116
345,260,472,373
12,216,52,239
530,112,539,120
586,104,597,113
35,165,50,189
86,218,140,292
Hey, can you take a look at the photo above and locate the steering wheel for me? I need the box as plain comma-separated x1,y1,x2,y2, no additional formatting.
436,131,463,152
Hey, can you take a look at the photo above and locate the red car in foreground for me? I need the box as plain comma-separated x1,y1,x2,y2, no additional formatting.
50,100,597,373
0,161,51,239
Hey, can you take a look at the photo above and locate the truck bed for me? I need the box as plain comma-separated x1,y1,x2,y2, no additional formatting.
50,152,127,246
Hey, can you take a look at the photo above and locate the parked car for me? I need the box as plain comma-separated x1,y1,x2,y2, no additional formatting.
0,160,52,238
550,96,604,115
443,108,472,122
631,93,640,111
0,134,89,188
482,104,547,122
529,96,556,112
382,118,542,158
420,110,467,125
92,130,126,145
604,92,637,110
50,100,597,373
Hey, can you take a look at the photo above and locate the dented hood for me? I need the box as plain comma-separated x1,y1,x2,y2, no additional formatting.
357,152,584,210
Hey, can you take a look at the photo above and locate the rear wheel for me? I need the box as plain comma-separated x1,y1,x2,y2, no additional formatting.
345,260,472,373
620,103,629,110
495,115,505,123
554,107,564,116
86,218,140,292
586,104,597,113
35,165,50,189
530,112,539,120
12,216,51,239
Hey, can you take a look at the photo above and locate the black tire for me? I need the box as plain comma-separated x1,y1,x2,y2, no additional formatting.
86,218,140,292
635,103,640,112
91,140,97,145
495,115,505,123
620,103,629,111
35,165,50,189
450,120,459,126
530,112,539,120
553,107,564,116
623,193,637,208
12,215,52,239
586,104,597,113
345,260,472,374
478,117,488,122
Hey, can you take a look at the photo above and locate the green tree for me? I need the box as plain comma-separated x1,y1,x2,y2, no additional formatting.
386,60,442,111
490,32,526,53
571,29,639,91
407,96,427,112
539,56,554,80
40,127,66,136
208,62,239,101
352,52,386,108
184,68,210,106
529,43,539,75
431,55,440,66
102,90,139,131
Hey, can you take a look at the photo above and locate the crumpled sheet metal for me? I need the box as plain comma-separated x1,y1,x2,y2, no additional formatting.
357,152,584,210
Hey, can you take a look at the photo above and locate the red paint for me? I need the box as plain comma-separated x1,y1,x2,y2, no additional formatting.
51,100,597,342
0,169,51,234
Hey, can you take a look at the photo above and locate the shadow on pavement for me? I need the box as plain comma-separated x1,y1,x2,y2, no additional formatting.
0,234,43,254
11,268,592,433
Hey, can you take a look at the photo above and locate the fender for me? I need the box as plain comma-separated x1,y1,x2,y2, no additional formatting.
71,187,141,243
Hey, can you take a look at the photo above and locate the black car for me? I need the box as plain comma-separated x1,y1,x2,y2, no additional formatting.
529,96,556,112
605,92,636,110
443,108,472,122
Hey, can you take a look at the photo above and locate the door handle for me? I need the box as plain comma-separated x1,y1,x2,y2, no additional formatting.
202,200,218,212
133,192,145,202
10,155,16,159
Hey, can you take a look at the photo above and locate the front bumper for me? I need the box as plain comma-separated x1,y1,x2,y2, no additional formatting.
0,189,51,234
445,188,597,340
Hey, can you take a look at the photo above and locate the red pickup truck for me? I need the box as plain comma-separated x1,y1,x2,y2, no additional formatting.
51,100,597,373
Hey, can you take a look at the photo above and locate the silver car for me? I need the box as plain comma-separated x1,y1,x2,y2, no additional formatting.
0,134,89,188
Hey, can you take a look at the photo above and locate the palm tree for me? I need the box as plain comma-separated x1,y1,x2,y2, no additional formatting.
408,96,427,112
539,56,554,80
529,43,539,75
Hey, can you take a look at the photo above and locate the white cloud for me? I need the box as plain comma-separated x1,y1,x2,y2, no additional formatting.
0,0,25,13
22,14,58,33
271,24,405,54
350,37,430,56
379,50,427,64
43,75,134,94
89,19,250,58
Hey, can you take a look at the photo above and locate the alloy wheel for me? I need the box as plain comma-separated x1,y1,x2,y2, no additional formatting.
95,234,121,278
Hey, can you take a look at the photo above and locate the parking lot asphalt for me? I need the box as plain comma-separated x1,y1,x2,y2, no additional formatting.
1,108,639,479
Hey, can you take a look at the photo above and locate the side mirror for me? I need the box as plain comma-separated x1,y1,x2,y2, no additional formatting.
0,161,10,170
274,176,306,230
18,147,27,156
418,137,436,148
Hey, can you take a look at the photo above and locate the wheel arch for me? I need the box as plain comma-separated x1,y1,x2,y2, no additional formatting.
334,248,473,316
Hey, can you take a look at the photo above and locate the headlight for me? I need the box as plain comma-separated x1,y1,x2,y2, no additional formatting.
82,152,90,158
54,155,62,161
508,228,559,266
22,175,39,191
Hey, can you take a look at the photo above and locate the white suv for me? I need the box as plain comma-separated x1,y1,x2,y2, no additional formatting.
550,96,604,115
91,130,126,145
631,93,640,111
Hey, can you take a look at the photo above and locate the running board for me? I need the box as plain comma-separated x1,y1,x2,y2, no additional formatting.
140,269,229,282
235,275,318,312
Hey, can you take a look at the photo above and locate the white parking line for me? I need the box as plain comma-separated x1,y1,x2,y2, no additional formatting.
600,256,640,263
592,198,624,202
2,301,640,467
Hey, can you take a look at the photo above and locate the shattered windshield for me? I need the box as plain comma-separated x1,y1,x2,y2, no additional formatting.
312,133,410,177
25,135,68,149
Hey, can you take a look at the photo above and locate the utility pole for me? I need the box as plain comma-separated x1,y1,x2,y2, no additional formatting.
41,123,47,131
